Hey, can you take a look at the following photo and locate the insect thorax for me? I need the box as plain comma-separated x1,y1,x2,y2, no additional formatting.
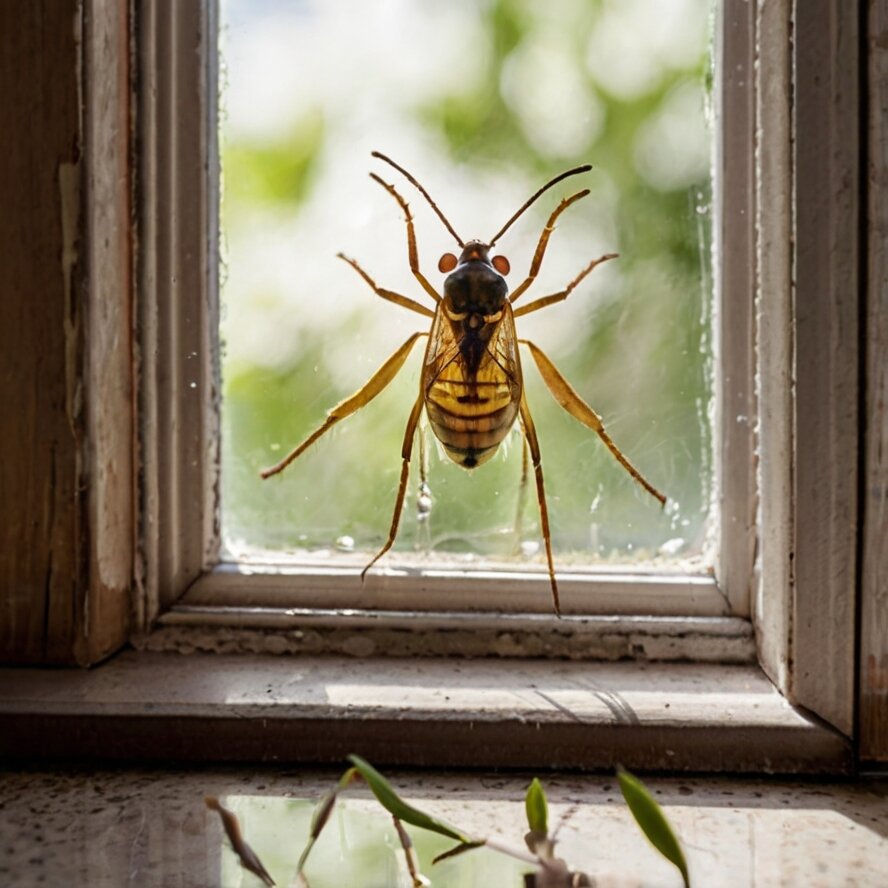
443,255,508,317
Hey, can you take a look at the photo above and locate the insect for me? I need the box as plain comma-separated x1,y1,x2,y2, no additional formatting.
262,152,666,614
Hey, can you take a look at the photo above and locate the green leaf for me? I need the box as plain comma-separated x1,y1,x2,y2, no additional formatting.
432,840,486,865
347,755,470,843
297,767,359,875
617,767,690,887
524,778,549,836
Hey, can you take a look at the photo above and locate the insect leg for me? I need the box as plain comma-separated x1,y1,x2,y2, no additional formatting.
370,173,441,304
520,339,667,507
337,253,435,318
261,332,427,479
519,393,561,616
512,253,618,318
509,189,591,304
361,391,424,579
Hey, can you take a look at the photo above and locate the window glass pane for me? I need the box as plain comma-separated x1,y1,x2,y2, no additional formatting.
220,0,714,571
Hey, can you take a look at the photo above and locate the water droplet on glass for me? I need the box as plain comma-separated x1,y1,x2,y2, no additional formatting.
658,537,686,556
335,535,355,552
416,481,433,523
520,540,540,559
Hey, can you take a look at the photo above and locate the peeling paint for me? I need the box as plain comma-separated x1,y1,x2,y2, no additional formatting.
132,624,756,663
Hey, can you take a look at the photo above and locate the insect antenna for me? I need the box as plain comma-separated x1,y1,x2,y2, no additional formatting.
488,164,593,247
372,150,465,247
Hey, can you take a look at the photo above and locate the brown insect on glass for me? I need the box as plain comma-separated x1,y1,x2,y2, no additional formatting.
262,151,666,615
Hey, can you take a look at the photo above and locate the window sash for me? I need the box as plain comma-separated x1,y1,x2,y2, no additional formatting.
139,0,751,622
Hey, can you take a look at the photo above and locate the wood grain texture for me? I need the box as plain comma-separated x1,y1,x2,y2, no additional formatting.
0,1,133,665
791,0,859,738
0,1,86,663
753,0,794,695
79,0,134,662
861,0,888,761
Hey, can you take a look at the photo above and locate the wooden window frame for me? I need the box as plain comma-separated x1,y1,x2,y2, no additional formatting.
2,0,885,771
143,4,746,628
133,0,858,743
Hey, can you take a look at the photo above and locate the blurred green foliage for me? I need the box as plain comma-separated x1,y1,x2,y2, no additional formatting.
220,0,713,568
223,110,324,209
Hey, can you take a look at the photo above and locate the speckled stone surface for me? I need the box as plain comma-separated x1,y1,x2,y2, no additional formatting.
0,767,886,887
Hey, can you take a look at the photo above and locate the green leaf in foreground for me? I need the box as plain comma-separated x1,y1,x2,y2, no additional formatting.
205,796,275,887
524,778,549,836
347,754,470,843
617,768,690,887
296,767,359,875
432,840,486,865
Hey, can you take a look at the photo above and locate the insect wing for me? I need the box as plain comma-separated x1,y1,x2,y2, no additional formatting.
423,303,522,388
423,304,462,386
488,302,522,393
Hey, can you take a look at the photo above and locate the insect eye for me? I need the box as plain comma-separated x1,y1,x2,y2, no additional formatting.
438,253,458,273
492,255,510,275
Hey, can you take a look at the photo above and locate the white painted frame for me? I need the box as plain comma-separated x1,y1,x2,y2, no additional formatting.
135,0,860,739
752,0,859,738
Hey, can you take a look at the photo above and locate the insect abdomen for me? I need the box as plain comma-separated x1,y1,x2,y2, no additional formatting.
425,373,519,469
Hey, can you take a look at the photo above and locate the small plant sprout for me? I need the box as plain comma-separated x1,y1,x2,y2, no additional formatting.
204,796,275,887
204,757,692,887
617,767,690,888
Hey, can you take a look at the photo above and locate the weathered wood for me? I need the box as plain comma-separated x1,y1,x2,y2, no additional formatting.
714,0,757,618
0,1,85,663
753,0,794,695
754,0,861,739
138,0,221,627
0,0,133,665
791,0,859,738
79,0,134,663
0,653,853,773
861,0,888,761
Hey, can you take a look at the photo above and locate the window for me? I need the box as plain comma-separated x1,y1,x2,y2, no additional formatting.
140,0,784,626
0,0,875,773
2,0,875,771
219,0,715,584
146,0,751,623
122,0,861,763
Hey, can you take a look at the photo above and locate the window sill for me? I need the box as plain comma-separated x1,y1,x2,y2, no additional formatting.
0,650,851,774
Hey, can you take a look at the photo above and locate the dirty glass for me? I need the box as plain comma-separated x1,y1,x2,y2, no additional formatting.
220,0,714,572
